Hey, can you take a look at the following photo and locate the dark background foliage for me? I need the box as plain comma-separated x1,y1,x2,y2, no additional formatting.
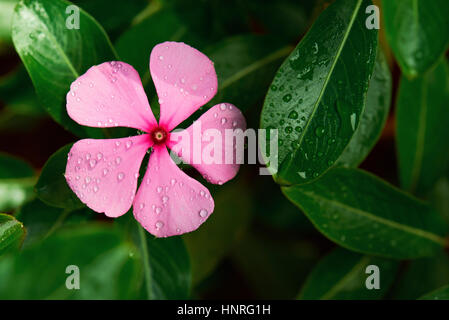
0,0,448,299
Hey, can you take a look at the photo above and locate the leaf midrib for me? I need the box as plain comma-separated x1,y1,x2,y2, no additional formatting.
300,190,446,245
285,0,364,171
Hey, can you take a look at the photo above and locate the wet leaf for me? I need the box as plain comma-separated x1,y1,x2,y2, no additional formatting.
11,0,117,137
260,0,378,185
336,49,392,167
282,167,448,259
0,213,25,256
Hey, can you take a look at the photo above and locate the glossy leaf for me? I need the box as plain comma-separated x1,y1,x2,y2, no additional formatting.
396,59,449,195
260,0,378,185
298,248,398,299
419,285,449,300
282,167,448,259
0,224,142,299
11,0,117,137
0,213,25,256
0,153,35,211
336,49,392,167
35,144,84,210
382,0,449,77
184,180,252,284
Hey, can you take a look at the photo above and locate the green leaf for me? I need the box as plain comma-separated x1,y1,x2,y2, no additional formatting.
184,180,252,285
135,223,191,299
419,285,449,300
0,213,25,256
298,248,398,299
11,0,117,137
0,153,35,211
72,0,149,40
0,224,142,299
396,59,449,195
206,34,291,112
282,167,448,259
0,0,18,46
16,198,94,247
336,49,392,167
260,0,378,185
382,0,449,77
391,252,449,299
35,144,84,210
115,9,204,81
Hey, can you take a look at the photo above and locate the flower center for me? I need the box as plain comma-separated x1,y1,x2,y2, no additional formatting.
150,127,168,145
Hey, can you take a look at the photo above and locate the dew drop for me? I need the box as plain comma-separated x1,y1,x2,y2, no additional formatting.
221,118,227,125
117,172,125,181
155,221,164,228
199,209,208,218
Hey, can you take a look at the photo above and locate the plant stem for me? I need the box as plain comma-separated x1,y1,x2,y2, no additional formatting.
137,223,153,300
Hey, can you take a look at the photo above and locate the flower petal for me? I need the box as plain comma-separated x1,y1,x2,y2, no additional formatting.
67,62,156,132
150,42,217,131
167,103,246,185
65,135,151,217
133,146,214,237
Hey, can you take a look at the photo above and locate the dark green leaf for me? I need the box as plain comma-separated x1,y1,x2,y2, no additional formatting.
134,223,191,300
391,252,449,299
0,153,35,211
16,198,94,247
336,49,392,167
260,0,378,185
184,180,252,284
73,0,149,40
419,285,449,300
396,59,449,195
35,144,84,210
206,34,291,112
0,213,25,256
298,248,398,299
115,9,204,81
11,0,117,137
382,0,449,77
0,224,142,299
282,167,448,259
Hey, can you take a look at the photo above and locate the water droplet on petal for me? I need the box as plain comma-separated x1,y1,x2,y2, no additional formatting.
155,221,164,228
117,172,125,182
199,209,208,218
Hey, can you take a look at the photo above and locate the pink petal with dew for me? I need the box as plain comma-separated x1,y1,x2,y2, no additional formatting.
133,146,214,237
67,61,157,132
167,103,246,185
150,41,217,131
65,135,151,217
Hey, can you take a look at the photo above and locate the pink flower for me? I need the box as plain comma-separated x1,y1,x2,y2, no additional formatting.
64,42,246,237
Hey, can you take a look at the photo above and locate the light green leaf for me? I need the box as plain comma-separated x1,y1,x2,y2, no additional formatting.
0,153,35,211
419,285,449,300
0,213,25,256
